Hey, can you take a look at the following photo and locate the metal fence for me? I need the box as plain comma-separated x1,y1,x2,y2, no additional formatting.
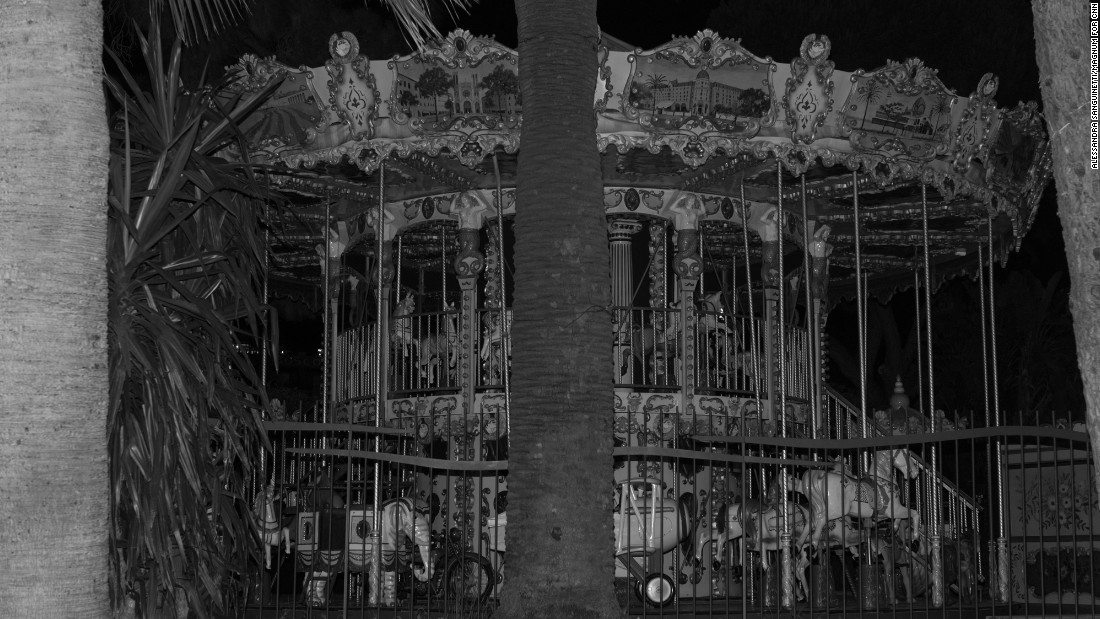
244,397,1098,618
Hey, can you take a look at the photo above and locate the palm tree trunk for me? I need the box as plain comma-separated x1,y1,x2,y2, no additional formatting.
499,0,619,616
0,1,110,617
1031,1,1100,483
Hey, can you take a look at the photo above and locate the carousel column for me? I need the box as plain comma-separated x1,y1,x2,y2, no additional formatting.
452,192,488,424
450,192,490,552
747,207,782,421
376,242,395,395
669,194,706,407
808,227,832,437
747,205,785,607
609,219,643,383
367,195,397,607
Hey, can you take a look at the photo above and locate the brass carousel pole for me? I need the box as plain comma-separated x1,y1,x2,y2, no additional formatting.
491,153,510,557
775,162,794,610
978,242,991,587
852,171,883,610
370,163,387,606
921,183,944,607
989,216,1009,603
853,173,868,443
261,228,270,491
323,199,331,427
800,175,820,440
492,155,511,434
739,182,760,611
746,184,781,607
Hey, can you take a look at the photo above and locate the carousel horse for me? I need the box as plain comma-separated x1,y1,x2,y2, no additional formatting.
798,448,921,551
253,484,291,569
391,294,417,357
629,293,748,367
697,290,756,381
694,497,813,600
417,302,458,383
697,291,733,338
366,497,435,606
480,309,512,380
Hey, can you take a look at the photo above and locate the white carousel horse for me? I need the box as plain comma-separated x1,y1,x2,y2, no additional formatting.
417,302,458,383
366,497,435,605
628,293,748,375
798,448,921,551
253,484,291,569
697,291,756,380
694,497,813,600
696,291,733,338
480,309,512,383
391,294,417,357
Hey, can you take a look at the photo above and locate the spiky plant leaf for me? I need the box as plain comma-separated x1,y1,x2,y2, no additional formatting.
107,23,282,618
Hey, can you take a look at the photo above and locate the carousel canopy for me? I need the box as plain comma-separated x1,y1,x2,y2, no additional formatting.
227,29,1051,305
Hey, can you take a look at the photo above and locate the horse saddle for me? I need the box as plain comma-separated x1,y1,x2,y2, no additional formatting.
842,475,891,514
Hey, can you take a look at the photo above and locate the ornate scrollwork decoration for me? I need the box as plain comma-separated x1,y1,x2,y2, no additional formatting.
784,34,835,145
325,32,378,141
948,74,1003,206
453,228,484,278
595,43,614,113
225,53,287,92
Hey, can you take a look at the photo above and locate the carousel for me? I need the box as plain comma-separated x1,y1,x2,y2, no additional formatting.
230,26,1071,616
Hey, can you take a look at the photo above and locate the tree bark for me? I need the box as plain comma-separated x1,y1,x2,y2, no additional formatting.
499,0,620,616
1031,0,1100,481
0,1,110,617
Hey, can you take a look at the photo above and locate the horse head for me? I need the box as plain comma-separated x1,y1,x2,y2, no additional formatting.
698,291,725,314
889,447,920,480
253,485,276,521
395,294,415,316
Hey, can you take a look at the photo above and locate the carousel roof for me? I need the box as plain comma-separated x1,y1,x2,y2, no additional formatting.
227,28,1051,305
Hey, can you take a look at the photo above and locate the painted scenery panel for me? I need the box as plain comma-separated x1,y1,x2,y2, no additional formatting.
388,56,520,134
839,69,957,161
625,53,774,136
985,105,1044,199
225,56,326,150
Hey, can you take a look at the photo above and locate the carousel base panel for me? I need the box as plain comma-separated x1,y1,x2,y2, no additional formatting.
240,600,1056,618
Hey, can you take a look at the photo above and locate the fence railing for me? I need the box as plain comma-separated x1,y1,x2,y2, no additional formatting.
250,402,1098,616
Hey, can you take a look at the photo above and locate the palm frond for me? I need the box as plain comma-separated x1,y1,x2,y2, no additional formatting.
150,0,253,46
373,0,478,51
